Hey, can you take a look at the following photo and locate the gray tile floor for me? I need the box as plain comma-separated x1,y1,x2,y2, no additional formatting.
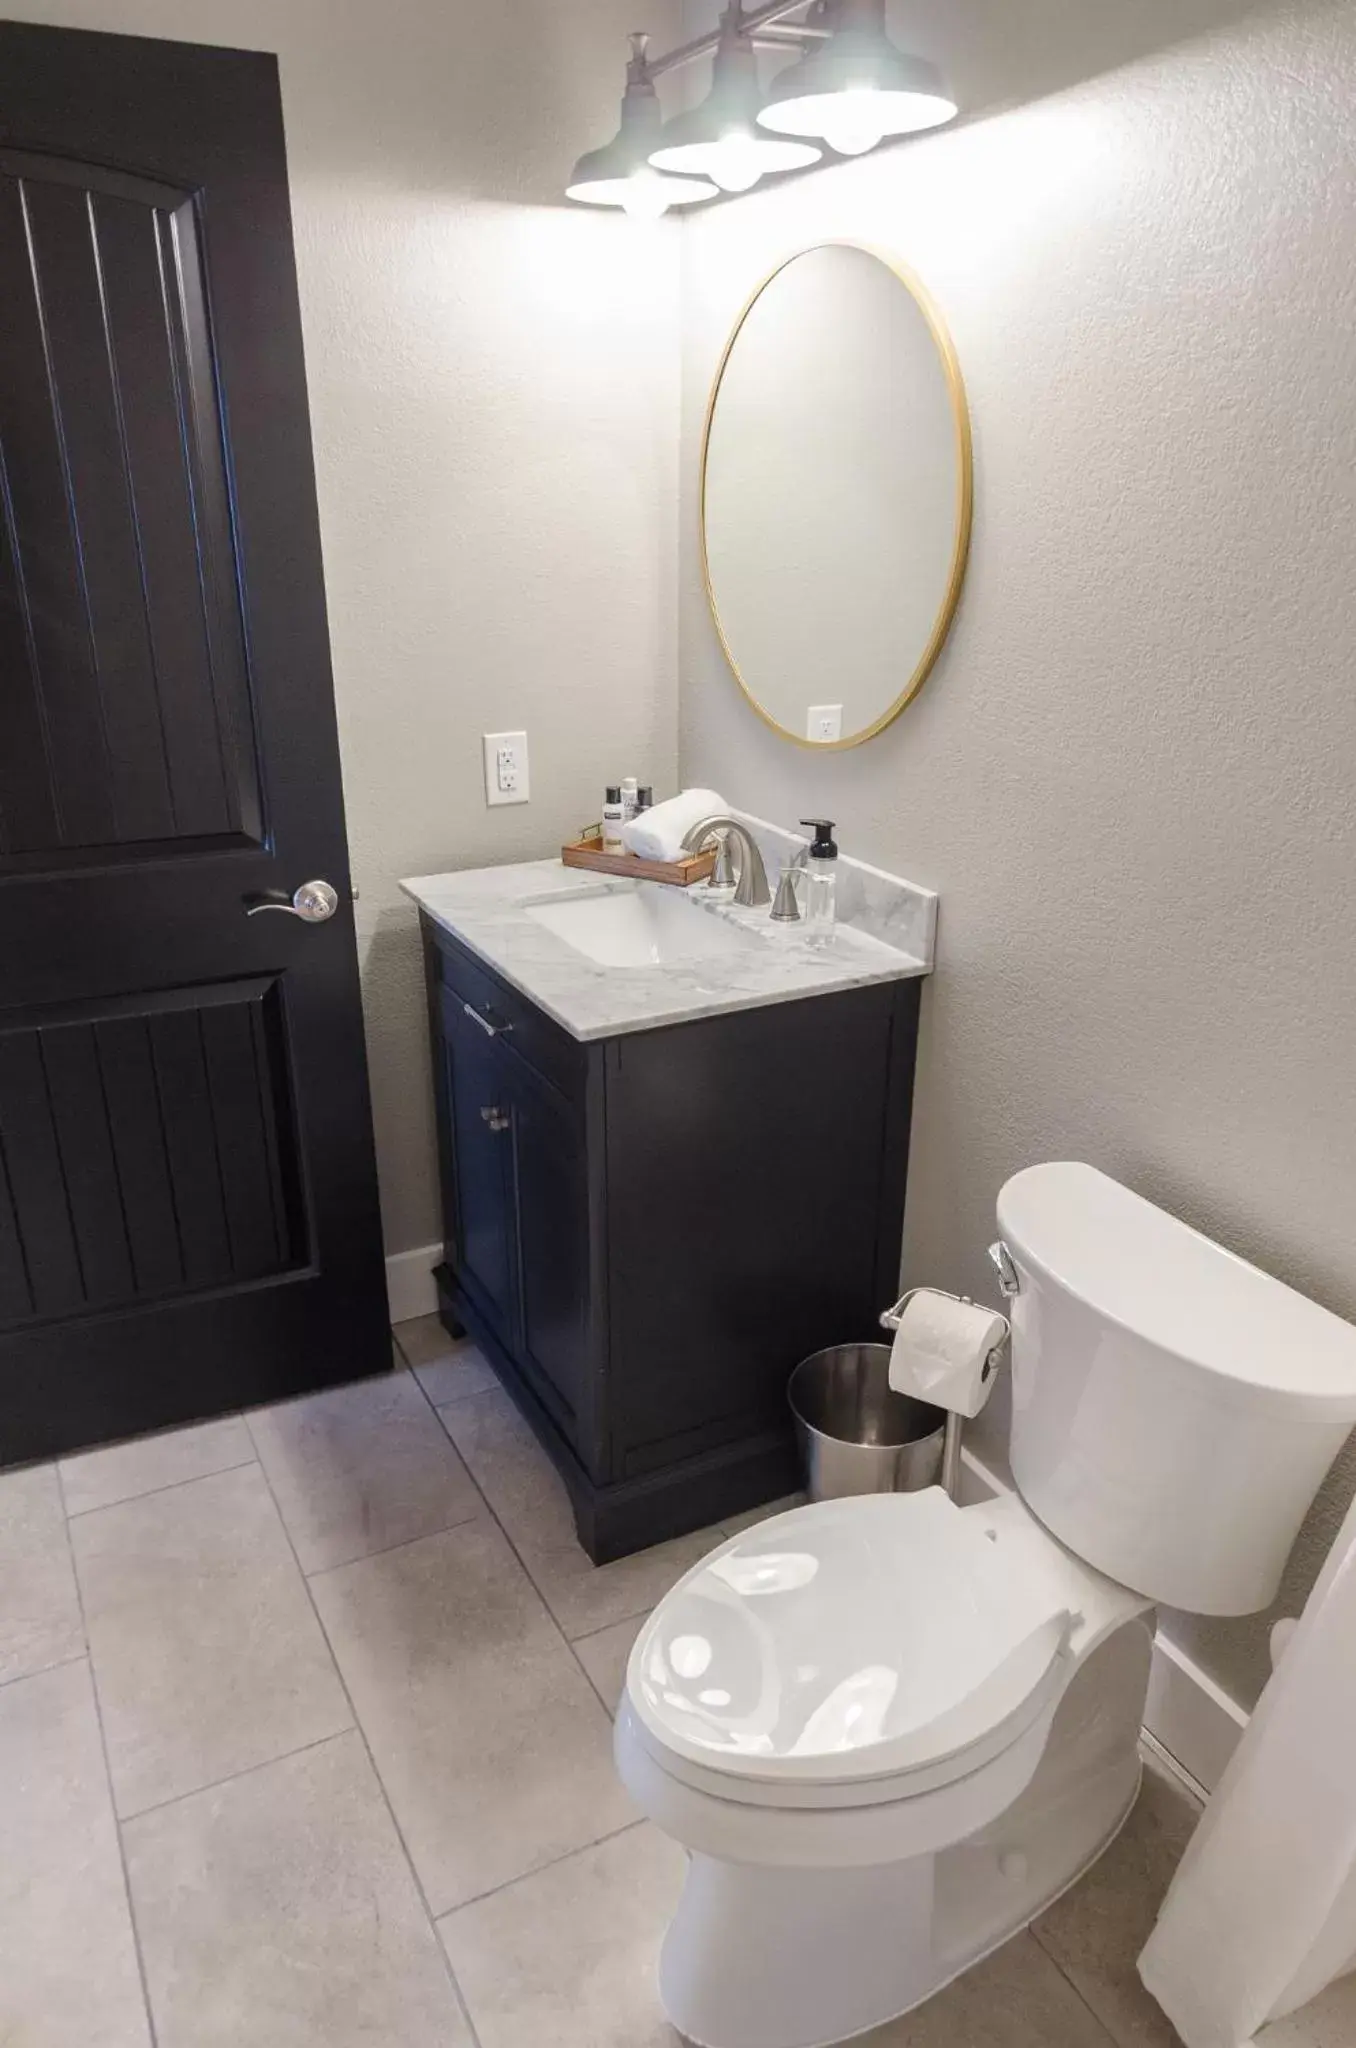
1,1311,1351,2048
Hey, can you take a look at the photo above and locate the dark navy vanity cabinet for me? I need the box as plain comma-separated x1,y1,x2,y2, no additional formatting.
422,914,921,1561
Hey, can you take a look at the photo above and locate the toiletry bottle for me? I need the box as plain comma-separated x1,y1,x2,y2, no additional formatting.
620,776,639,824
636,785,654,813
800,819,838,944
602,786,626,853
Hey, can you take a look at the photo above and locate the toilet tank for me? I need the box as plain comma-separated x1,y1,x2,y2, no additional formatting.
996,1163,1356,1616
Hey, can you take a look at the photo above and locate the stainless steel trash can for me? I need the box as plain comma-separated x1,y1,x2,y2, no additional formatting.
788,1343,946,1500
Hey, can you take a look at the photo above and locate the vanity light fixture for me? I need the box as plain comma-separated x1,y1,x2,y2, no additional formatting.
566,3,956,211
566,34,719,218
757,0,957,156
648,4,822,195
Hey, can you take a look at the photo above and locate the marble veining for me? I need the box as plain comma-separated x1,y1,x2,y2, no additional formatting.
401,836,934,1043
740,812,938,963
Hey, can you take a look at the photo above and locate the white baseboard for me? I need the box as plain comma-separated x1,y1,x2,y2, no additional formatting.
1143,1629,1248,1797
959,1444,1249,1796
384,1241,441,1326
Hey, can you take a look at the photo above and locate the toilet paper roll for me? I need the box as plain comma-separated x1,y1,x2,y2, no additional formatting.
887,1290,1009,1419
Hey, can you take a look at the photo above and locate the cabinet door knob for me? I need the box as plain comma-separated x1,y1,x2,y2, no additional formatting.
480,1105,511,1132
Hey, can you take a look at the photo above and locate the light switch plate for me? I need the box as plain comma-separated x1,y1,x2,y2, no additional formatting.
807,704,843,743
483,730,530,807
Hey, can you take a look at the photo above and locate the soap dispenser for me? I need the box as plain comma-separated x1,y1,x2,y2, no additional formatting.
800,819,838,945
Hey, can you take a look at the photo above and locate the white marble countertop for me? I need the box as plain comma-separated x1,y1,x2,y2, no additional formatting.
401,831,935,1043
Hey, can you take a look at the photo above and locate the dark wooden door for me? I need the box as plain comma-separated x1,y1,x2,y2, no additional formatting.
0,22,388,1464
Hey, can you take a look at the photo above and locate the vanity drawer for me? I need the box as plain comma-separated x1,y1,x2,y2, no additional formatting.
430,927,585,1104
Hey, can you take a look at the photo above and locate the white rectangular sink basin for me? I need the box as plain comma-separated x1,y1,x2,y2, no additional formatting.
523,883,757,969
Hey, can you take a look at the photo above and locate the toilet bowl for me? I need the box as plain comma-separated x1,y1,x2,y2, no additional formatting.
616,1487,1152,2048
618,1163,1356,2048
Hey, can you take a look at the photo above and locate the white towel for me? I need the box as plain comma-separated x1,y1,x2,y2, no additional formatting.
622,789,727,864
1139,1483,1356,2046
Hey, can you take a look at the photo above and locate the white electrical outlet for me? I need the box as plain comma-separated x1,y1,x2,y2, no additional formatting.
483,730,530,807
807,704,843,743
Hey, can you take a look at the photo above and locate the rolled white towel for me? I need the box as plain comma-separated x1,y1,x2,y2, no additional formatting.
622,789,727,864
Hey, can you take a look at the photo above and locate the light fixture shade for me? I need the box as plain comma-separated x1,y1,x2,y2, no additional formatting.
756,0,956,155
649,8,820,194
567,35,718,214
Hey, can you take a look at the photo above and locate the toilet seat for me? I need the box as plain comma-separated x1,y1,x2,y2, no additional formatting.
626,1488,1079,1805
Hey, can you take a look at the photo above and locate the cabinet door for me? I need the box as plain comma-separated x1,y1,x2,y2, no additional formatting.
439,988,515,1341
604,989,901,1476
504,1063,589,1434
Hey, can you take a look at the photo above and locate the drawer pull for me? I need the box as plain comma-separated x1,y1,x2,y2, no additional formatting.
480,1105,511,1132
463,1001,510,1039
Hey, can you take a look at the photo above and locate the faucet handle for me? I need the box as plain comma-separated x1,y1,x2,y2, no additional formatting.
769,862,804,922
707,831,738,892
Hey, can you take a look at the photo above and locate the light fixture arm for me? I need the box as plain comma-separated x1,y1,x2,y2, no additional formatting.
753,22,831,44
644,1,825,81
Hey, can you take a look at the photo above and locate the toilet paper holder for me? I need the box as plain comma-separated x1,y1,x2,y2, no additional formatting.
878,1287,1012,1501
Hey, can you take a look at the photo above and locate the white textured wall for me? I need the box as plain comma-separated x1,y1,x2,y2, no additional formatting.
678,0,1356,1706
8,0,683,1255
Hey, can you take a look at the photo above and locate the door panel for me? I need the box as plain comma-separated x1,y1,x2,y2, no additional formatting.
0,979,302,1328
508,1068,586,1429
0,150,258,865
441,990,515,1341
0,23,387,1464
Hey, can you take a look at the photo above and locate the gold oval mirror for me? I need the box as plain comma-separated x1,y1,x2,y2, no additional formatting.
700,243,972,749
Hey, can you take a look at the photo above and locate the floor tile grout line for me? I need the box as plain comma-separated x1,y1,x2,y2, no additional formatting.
1031,1931,1129,2048
401,1369,675,1878
300,1504,488,1584
58,1517,161,2048
431,1379,500,1416
570,1615,639,1646
419,1377,652,1720
409,1368,663,1802
0,1646,88,1692
239,1378,489,1579
62,1452,260,1522
248,1419,487,2048
377,1361,669,1890
430,1387,734,1652
114,1725,357,1828
578,1660,617,1719
437,1817,648,1924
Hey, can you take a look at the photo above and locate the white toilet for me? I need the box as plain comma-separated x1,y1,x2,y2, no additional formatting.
615,1162,1356,2048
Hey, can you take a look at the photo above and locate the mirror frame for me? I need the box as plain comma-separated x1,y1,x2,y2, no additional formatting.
699,241,974,751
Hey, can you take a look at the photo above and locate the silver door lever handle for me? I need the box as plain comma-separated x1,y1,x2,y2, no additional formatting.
245,880,339,923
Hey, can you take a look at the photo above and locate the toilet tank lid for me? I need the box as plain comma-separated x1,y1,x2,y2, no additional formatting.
997,1163,1356,1407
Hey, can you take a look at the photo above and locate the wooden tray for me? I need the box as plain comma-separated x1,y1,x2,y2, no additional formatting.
561,829,716,889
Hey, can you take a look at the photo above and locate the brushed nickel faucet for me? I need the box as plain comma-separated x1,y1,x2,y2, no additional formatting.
679,815,772,908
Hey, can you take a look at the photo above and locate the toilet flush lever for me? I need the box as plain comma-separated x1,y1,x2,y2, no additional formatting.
987,1241,1020,1299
